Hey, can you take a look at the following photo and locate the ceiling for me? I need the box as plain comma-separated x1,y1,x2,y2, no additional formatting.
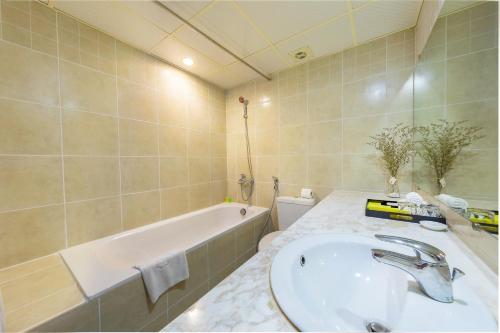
439,0,482,17
51,0,423,90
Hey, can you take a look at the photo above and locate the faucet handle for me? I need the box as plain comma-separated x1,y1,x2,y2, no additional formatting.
374,234,446,263
451,267,465,281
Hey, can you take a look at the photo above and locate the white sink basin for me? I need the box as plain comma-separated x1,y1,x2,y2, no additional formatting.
270,234,497,332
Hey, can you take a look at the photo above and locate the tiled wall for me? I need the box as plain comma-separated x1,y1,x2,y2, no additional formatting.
414,1,498,202
0,0,227,269
225,28,415,209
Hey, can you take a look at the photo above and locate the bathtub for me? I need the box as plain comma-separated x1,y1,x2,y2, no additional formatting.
61,202,269,298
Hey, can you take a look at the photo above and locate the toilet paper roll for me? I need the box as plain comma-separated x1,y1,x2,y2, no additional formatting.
300,188,313,199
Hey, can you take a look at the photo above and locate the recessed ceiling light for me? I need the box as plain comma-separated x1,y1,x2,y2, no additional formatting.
182,57,194,66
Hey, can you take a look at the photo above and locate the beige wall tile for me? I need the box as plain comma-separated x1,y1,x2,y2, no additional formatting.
0,156,63,211
447,48,498,104
116,42,157,88
66,196,121,246
189,183,211,211
122,191,160,230
255,129,279,156
189,158,210,184
1,262,76,312
158,91,187,127
117,79,158,122
30,299,99,332
343,115,385,154
0,205,65,268
119,118,158,156
211,158,227,182
280,125,307,155
64,157,120,201
308,121,341,154
59,60,116,115
159,125,187,157
120,157,159,193
343,154,385,192
161,186,189,219
210,180,227,204
2,21,31,47
0,40,59,106
211,132,226,157
255,156,279,183
188,130,210,157
279,155,307,185
6,285,84,332
160,157,188,188
279,94,307,126
0,255,61,285
308,86,341,122
0,98,60,154
62,110,118,156
308,155,341,188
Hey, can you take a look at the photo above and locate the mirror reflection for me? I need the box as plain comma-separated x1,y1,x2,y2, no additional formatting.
413,1,498,234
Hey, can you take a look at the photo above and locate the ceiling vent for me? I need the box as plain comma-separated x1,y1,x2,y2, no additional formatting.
290,46,313,63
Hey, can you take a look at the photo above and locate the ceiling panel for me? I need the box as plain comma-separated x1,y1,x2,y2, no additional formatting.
122,1,182,33
354,0,422,44
204,62,261,90
191,1,270,58
245,47,290,74
54,0,425,90
53,1,167,51
152,36,223,78
236,1,349,43
161,1,212,20
276,16,353,61
439,0,480,16
175,26,237,66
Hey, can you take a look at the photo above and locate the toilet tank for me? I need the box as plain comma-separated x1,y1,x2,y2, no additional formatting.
277,196,316,230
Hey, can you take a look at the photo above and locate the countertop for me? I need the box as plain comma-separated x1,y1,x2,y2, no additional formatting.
163,191,498,331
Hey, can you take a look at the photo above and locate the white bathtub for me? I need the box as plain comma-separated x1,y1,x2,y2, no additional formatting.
61,202,269,298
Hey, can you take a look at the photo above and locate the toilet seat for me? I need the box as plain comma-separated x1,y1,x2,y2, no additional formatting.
258,231,282,251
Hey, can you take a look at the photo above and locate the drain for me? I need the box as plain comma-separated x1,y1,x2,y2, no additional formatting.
299,255,306,266
240,208,247,216
366,322,390,332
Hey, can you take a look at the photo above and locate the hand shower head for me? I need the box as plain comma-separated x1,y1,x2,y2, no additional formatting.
239,96,249,106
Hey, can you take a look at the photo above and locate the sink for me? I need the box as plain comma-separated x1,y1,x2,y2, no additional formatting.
270,234,497,332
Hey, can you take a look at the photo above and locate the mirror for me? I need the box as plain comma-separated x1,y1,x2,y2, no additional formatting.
413,1,498,235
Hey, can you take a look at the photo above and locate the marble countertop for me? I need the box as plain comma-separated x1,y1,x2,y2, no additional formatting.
163,191,498,331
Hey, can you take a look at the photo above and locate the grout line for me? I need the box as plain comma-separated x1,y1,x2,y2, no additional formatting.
54,12,69,248
347,0,358,46
229,1,291,68
340,51,344,190
114,39,124,232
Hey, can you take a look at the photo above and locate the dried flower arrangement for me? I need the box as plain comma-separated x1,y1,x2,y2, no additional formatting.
367,123,415,197
416,120,484,193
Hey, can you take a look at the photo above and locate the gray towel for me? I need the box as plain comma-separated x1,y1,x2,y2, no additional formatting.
134,251,189,303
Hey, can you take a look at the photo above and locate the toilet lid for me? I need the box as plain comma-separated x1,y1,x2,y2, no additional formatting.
258,231,282,251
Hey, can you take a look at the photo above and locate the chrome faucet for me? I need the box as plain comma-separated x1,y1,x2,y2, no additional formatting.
371,234,465,303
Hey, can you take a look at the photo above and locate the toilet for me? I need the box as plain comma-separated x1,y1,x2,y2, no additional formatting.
258,196,316,251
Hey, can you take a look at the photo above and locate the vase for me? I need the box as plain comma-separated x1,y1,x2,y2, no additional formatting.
386,175,400,198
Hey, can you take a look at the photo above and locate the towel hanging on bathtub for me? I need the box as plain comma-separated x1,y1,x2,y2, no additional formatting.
134,251,189,303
